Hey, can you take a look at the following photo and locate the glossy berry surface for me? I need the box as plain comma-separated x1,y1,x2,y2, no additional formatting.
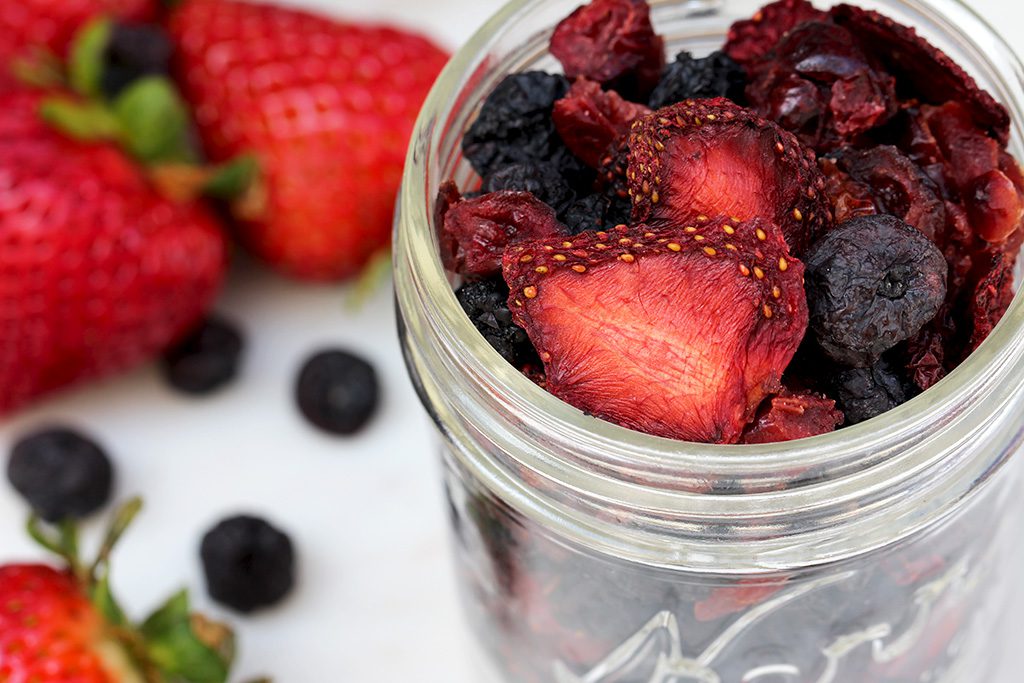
456,278,537,368
161,317,244,395
7,428,113,522
805,215,947,367
295,350,380,435
648,51,747,110
100,22,174,98
200,515,295,613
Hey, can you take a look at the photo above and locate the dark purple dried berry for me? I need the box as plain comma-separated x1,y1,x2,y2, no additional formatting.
805,215,947,367
482,162,576,216
7,427,113,522
833,358,910,424
161,317,244,395
561,193,630,234
648,51,747,110
456,278,538,368
201,515,295,613
295,350,380,435
462,72,571,179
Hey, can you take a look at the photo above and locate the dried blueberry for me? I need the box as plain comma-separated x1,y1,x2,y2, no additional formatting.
833,358,910,424
101,23,174,98
482,162,575,216
648,51,747,110
200,515,295,613
456,278,538,368
463,72,572,179
7,428,113,522
805,215,947,367
295,350,380,435
561,193,630,234
161,317,244,395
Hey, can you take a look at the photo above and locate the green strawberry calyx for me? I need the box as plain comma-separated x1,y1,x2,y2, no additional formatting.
27,498,236,683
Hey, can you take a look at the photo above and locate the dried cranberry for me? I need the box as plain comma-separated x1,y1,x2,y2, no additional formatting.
818,157,877,223
805,215,947,367
741,391,844,443
549,0,665,101
552,77,650,168
725,0,827,67
967,251,1015,353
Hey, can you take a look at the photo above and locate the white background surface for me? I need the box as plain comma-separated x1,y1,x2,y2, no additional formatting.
1,1,1023,681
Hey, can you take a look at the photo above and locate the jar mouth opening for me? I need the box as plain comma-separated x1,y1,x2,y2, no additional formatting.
398,0,1024,483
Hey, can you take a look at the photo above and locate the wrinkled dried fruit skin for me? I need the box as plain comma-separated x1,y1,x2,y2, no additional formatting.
967,170,1024,244
463,72,590,185
503,219,807,443
805,215,947,367
745,21,897,152
549,0,665,101
482,162,577,217
967,251,1015,353
819,157,878,223
562,194,630,234
830,4,1011,146
741,390,844,443
441,191,567,277
836,145,946,242
921,102,1001,195
648,51,747,110
628,98,832,255
552,77,651,168
833,358,910,425
725,0,827,67
903,318,949,391
456,278,539,368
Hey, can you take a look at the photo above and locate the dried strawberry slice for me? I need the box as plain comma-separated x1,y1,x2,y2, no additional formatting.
502,218,808,443
628,98,831,255
740,390,843,444
549,0,665,100
831,4,1010,145
441,191,568,277
724,0,827,67
553,77,651,168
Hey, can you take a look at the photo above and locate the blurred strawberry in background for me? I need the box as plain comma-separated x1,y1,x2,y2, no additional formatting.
169,0,450,280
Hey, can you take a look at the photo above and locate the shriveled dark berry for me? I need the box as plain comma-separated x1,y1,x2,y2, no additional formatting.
101,23,174,98
462,72,571,179
7,428,113,522
456,278,538,368
295,350,379,435
200,515,295,613
482,162,575,216
833,358,910,424
161,317,244,395
805,215,947,367
648,51,747,110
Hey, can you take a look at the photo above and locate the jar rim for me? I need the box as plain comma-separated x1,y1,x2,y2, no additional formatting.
395,0,1024,568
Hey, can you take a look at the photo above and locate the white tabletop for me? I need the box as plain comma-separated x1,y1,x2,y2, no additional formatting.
0,1,1021,681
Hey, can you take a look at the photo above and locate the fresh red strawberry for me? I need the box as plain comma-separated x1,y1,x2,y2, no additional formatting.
441,191,567,278
724,0,827,67
740,390,844,443
502,219,807,443
0,0,155,89
0,88,225,414
628,98,832,255
168,0,449,280
1,500,235,683
552,77,650,168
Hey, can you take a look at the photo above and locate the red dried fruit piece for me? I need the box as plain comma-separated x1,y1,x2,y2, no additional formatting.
724,0,826,67
628,98,832,255
740,390,843,444
694,581,787,622
553,77,651,168
549,0,665,100
921,102,1001,193
831,4,1010,145
904,321,948,391
502,219,808,443
818,158,878,224
441,191,567,277
744,21,897,152
967,251,1015,353
836,145,946,242
967,170,1024,244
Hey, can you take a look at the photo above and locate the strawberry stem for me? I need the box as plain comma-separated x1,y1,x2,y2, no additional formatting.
89,497,143,582
26,514,85,579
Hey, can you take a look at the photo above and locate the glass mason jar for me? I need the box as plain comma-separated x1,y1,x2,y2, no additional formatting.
394,1,1024,681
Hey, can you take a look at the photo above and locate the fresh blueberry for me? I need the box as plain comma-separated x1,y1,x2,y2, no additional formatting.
201,515,296,613
295,350,379,435
161,317,244,395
